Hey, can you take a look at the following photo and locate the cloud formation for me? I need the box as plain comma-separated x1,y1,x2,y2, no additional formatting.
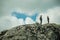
0,0,60,32
0,16,35,31
25,17,35,24
36,7,60,24
0,16,25,31
0,7,60,32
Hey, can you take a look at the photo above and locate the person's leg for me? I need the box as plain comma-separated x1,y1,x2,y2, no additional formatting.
48,19,49,24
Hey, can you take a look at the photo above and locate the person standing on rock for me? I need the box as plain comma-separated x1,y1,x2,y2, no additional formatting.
40,15,42,25
47,16,49,24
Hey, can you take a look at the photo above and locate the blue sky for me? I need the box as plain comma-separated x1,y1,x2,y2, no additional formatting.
0,0,60,31
12,11,38,21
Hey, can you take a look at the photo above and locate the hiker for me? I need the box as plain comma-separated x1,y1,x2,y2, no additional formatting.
40,15,42,25
47,16,49,24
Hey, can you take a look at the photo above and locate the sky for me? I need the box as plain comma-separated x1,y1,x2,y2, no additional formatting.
0,0,60,31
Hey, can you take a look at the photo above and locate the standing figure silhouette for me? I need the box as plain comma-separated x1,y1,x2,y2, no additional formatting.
47,16,49,24
40,15,42,25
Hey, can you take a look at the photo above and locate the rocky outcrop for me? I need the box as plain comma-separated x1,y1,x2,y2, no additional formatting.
0,23,60,40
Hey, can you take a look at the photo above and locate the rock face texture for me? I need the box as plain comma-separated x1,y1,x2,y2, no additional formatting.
0,23,60,40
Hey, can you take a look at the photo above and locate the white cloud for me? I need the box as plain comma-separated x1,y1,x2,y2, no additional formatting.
18,19,25,25
36,7,60,24
12,8,37,16
25,17,35,24
0,16,36,31
0,6,60,32
0,0,60,32
0,16,25,31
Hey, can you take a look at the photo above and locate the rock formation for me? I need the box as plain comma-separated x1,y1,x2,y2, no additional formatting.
0,23,60,40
